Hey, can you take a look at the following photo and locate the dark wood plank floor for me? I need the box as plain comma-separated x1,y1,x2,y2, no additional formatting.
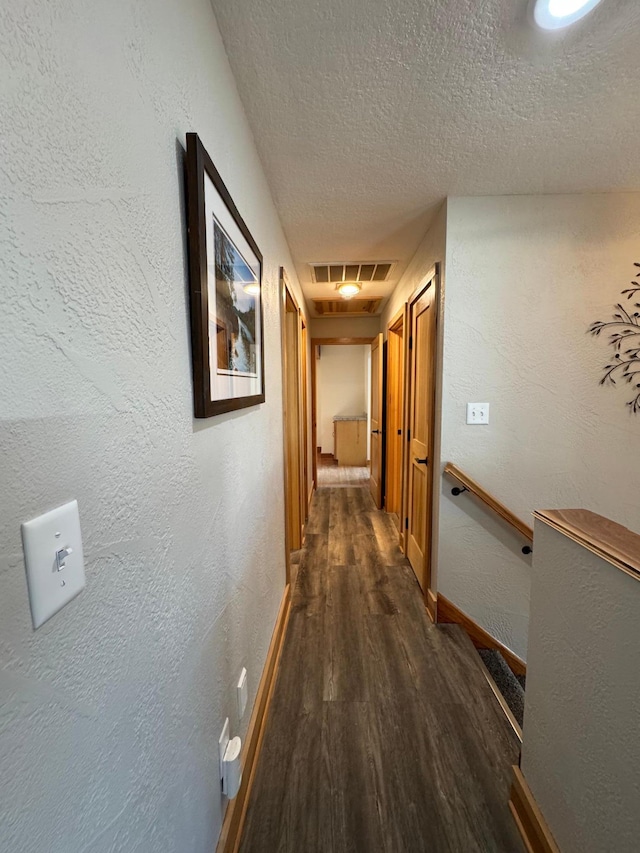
239,482,524,853
317,458,370,488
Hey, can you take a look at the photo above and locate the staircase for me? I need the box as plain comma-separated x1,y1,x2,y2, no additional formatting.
442,462,532,737
478,648,526,728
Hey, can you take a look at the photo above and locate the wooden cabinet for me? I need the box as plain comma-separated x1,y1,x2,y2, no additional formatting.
334,418,367,466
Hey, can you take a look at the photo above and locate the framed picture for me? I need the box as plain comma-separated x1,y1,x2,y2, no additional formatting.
186,132,265,417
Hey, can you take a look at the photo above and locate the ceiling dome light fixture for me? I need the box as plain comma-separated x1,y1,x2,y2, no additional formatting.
242,282,260,295
531,0,604,30
337,282,362,300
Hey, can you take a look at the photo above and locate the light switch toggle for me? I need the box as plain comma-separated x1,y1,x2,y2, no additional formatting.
56,547,73,571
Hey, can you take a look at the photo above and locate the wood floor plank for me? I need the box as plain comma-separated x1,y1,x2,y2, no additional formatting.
239,473,525,853
238,615,325,853
305,488,330,534
354,543,429,624
317,460,370,488
323,565,369,702
437,625,523,766
292,533,328,615
362,615,457,851
367,508,404,561
346,485,377,524
273,707,329,853
328,489,356,564
322,702,388,853
435,703,523,853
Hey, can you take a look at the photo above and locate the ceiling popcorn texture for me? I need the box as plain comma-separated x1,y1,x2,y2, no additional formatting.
210,0,640,308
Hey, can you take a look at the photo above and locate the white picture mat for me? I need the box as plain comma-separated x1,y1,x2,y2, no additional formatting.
204,171,262,402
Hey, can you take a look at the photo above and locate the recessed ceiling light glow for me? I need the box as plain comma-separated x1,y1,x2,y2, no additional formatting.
532,0,604,29
337,282,361,300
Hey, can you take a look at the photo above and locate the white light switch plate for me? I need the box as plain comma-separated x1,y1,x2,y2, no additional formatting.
466,403,489,425
237,668,248,719
21,500,85,629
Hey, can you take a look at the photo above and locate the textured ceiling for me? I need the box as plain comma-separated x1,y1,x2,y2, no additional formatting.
210,0,640,311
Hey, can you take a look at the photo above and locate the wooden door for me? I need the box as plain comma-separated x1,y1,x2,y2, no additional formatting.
281,270,305,587
311,343,318,491
369,333,384,508
385,309,406,533
300,321,309,522
405,279,437,593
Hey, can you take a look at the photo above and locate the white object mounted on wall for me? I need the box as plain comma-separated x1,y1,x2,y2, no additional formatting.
21,500,86,629
218,717,242,799
221,736,242,799
237,667,248,719
466,403,490,425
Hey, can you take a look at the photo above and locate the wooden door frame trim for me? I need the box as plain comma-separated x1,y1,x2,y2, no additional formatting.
300,319,310,525
384,307,407,534
408,264,438,305
280,268,292,584
400,304,412,554
402,264,441,609
310,336,375,489
369,332,384,508
280,268,304,579
387,305,406,334
216,585,292,853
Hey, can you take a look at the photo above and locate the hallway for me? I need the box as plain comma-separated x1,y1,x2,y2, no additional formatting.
239,478,524,852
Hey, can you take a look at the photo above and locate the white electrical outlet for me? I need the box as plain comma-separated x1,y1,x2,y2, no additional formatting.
237,668,248,719
466,403,489,425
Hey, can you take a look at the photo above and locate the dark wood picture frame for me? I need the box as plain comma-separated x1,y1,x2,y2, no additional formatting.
186,132,265,417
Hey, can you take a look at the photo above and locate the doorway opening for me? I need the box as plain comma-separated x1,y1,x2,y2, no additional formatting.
311,338,374,491
307,265,441,621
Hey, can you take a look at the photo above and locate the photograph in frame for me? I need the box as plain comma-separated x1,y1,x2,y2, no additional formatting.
186,132,265,417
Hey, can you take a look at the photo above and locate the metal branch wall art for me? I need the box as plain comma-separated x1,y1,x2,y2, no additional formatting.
589,262,640,414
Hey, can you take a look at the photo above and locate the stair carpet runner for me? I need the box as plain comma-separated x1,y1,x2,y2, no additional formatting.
478,648,526,728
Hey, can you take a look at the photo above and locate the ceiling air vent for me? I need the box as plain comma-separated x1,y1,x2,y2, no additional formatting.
313,298,383,316
310,261,396,284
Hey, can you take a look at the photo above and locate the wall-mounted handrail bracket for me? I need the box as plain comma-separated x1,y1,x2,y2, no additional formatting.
522,545,533,555
451,486,468,496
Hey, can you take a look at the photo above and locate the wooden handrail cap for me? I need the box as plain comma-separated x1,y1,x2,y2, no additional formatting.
534,509,640,582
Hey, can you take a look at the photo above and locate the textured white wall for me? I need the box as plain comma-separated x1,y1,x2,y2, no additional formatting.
381,201,447,332
0,1,305,851
439,194,640,659
316,346,368,454
522,521,640,852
